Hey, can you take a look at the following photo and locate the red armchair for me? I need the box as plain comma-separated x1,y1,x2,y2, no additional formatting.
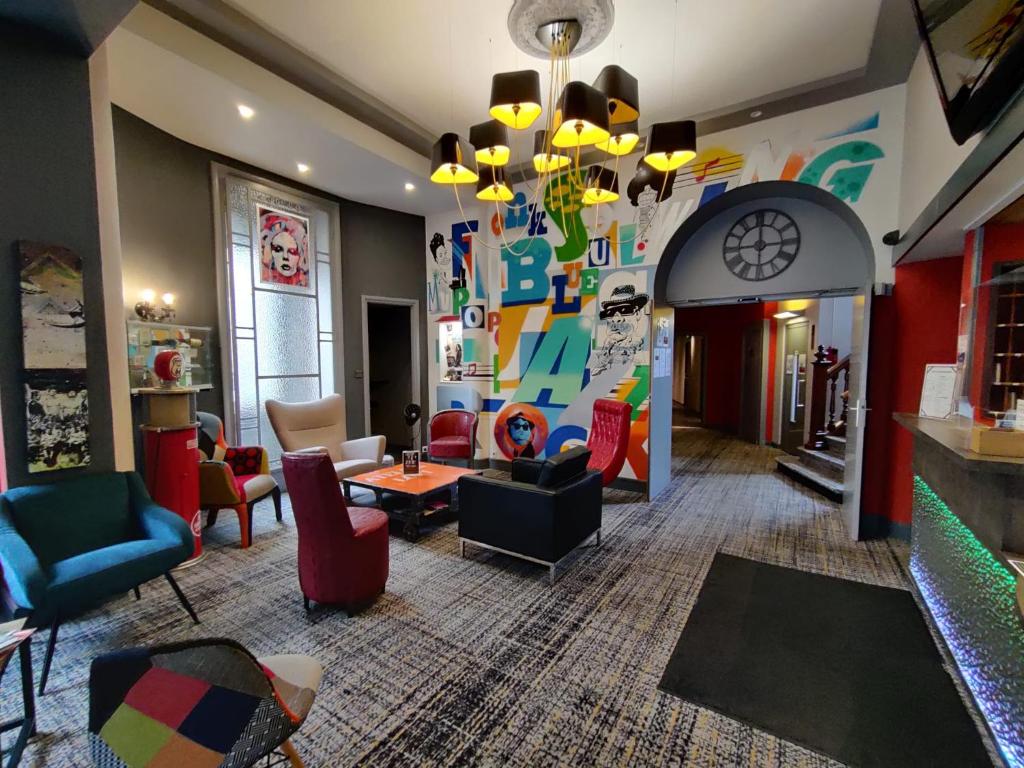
428,409,478,467
586,399,633,486
281,452,389,614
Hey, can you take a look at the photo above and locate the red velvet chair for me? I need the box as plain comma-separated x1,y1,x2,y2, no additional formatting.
428,409,478,467
281,452,389,613
586,399,633,486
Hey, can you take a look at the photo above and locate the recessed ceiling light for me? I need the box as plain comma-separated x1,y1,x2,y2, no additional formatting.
296,163,310,174
404,182,416,191
750,110,763,118
237,104,255,119
773,310,799,319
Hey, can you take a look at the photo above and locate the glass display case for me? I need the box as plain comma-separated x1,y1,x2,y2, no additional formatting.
126,321,215,392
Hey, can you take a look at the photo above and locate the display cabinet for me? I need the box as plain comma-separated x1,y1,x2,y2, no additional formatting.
126,321,215,392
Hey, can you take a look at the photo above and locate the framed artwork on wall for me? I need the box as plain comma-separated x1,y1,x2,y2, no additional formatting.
255,204,314,295
18,241,91,472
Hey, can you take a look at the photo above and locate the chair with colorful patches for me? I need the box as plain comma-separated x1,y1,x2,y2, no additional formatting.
427,408,478,467
585,399,633,487
88,638,321,768
197,412,281,549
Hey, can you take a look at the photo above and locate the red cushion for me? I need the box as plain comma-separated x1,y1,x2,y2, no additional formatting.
429,436,472,458
586,399,632,486
348,506,388,537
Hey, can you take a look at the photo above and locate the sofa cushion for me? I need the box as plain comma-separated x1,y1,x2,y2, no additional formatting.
236,474,277,503
4,472,135,566
332,459,379,480
429,436,471,458
47,539,187,614
536,446,592,489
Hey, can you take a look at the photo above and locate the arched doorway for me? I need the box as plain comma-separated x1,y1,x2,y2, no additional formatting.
649,181,876,539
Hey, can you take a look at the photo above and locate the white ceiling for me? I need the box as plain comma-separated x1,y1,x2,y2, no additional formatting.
221,0,883,135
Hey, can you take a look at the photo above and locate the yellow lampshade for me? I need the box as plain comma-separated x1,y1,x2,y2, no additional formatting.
596,120,640,156
551,81,610,148
476,166,514,202
430,132,479,184
470,120,511,166
582,166,619,205
532,130,571,172
489,70,543,130
643,120,697,171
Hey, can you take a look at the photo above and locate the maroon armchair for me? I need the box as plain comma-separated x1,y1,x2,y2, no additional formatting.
586,399,633,486
281,453,389,614
428,409,478,467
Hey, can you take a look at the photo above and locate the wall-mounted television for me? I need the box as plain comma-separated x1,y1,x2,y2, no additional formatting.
911,0,1024,144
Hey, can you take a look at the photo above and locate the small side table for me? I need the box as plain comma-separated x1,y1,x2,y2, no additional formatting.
0,630,36,768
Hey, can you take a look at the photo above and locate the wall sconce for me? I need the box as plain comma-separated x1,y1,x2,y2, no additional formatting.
135,289,176,322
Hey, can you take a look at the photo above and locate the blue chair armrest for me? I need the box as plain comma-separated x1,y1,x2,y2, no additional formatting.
0,497,46,610
126,473,193,555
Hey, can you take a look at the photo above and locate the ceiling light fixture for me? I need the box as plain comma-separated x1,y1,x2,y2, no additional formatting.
750,110,763,118
237,104,255,119
773,310,800,319
404,182,416,191
476,166,514,202
643,120,697,171
296,162,310,174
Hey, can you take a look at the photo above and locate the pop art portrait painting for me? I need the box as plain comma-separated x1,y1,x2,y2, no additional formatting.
257,206,313,294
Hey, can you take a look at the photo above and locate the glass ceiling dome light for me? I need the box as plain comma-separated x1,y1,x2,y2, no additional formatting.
551,81,611,148
470,119,511,166
476,165,514,202
533,129,571,172
592,64,639,125
489,70,543,130
596,119,640,156
430,132,479,184
643,120,697,171
582,165,619,205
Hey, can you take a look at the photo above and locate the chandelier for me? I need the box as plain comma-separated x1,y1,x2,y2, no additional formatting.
429,0,697,249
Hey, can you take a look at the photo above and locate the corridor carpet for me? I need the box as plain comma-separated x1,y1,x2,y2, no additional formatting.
659,554,991,768
0,428,995,767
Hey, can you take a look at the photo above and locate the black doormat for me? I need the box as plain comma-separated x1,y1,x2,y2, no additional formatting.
659,554,991,767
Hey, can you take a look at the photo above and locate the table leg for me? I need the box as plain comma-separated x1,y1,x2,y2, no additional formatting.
449,482,460,515
19,642,34,738
342,481,352,503
403,498,423,542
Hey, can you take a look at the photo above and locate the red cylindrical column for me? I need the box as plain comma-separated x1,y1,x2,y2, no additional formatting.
143,425,202,561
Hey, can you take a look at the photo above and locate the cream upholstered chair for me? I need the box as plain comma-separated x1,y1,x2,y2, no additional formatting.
265,394,387,481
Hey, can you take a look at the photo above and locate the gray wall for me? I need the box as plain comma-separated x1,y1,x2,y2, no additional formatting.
111,108,428,442
665,197,872,303
0,30,116,487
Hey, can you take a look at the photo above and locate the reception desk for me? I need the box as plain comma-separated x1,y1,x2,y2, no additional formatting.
895,414,1024,767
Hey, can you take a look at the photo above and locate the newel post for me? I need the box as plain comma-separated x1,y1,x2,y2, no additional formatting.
805,345,830,450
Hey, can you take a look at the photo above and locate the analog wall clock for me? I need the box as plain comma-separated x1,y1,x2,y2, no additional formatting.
722,209,800,281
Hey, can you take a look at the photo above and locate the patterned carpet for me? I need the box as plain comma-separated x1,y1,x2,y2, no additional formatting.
0,428,990,766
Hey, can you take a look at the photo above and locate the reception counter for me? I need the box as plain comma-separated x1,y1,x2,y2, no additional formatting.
895,414,1024,767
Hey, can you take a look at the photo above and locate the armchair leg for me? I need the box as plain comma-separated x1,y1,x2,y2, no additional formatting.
38,617,60,696
549,564,556,586
164,572,200,624
205,508,219,529
246,500,256,547
235,503,251,548
272,485,283,522
133,586,141,601
281,739,305,768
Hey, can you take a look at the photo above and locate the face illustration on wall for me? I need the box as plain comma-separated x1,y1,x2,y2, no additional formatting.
494,403,549,460
592,278,649,375
259,208,310,289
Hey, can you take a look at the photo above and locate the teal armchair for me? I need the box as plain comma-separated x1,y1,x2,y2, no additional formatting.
0,472,199,694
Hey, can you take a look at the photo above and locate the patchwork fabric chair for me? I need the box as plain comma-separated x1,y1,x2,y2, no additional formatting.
427,409,478,467
586,399,633,486
197,411,281,549
0,472,198,695
266,394,388,481
281,452,389,613
89,638,321,768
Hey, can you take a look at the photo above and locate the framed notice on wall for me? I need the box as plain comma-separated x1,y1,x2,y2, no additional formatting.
918,364,958,420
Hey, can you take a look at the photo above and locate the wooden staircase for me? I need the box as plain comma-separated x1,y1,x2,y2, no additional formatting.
775,345,849,502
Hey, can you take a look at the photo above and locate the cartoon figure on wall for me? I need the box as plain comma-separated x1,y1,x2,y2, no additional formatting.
494,403,548,459
258,207,311,292
592,273,650,375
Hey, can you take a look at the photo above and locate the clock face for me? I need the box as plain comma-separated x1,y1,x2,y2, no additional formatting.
722,209,800,281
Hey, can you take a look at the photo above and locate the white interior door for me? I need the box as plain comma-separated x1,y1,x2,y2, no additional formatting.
841,286,872,539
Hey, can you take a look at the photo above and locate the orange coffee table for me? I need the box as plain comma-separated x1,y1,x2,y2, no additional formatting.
342,462,478,540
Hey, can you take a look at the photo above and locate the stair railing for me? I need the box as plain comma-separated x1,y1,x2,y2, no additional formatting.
805,345,832,450
826,355,850,437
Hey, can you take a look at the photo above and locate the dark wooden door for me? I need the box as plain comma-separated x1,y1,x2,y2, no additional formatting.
739,322,763,444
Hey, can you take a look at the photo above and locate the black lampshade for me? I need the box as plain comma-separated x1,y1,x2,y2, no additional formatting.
430,132,478,184
552,81,610,148
597,119,641,156
592,64,639,124
476,165,514,202
489,70,543,130
627,159,675,206
582,165,619,205
470,119,511,165
532,129,570,172
643,120,697,171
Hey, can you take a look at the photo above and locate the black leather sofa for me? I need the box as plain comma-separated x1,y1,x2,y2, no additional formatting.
457,446,602,583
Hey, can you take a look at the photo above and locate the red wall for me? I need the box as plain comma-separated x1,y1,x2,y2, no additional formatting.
676,303,764,433
878,254,964,529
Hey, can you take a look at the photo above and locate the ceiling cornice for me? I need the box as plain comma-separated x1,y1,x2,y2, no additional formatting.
143,0,436,157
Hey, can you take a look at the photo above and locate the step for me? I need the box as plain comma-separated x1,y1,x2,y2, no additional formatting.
796,447,846,481
775,456,844,502
825,434,847,453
